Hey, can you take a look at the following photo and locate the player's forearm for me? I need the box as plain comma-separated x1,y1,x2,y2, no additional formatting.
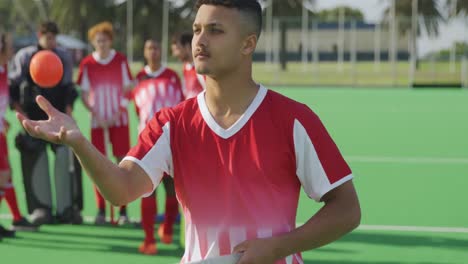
70,135,132,206
271,186,361,260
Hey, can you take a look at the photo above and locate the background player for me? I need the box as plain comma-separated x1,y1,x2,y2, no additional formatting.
0,30,35,237
133,39,183,255
76,21,133,225
9,21,81,226
171,32,205,99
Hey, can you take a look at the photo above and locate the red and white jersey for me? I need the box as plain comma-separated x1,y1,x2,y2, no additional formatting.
133,66,183,132
76,50,133,128
183,63,205,99
0,65,8,133
123,86,353,264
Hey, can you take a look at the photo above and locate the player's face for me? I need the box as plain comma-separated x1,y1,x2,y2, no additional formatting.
171,43,182,60
92,32,112,54
182,44,192,62
144,41,161,64
192,5,246,76
38,32,57,50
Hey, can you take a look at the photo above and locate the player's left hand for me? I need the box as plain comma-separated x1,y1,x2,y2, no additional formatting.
233,238,280,264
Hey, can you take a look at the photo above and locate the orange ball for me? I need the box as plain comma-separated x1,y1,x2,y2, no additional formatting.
29,50,64,88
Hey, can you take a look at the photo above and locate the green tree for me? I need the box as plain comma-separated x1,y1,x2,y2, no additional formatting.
446,0,468,16
382,0,443,69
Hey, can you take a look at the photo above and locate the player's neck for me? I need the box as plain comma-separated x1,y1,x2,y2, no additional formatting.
147,62,161,72
96,50,111,60
204,70,258,128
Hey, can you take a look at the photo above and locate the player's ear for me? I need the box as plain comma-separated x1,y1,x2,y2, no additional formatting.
241,33,257,56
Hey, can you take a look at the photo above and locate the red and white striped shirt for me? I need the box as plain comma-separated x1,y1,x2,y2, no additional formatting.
133,66,183,132
124,86,353,264
183,63,205,99
76,50,133,128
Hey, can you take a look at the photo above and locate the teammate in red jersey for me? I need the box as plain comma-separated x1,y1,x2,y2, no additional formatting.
133,39,183,254
171,32,205,99
0,32,37,238
18,1,360,263
76,22,133,225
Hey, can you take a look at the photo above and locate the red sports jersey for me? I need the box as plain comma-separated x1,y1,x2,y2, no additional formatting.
183,63,205,99
133,66,183,132
0,64,8,133
76,50,133,128
123,86,353,264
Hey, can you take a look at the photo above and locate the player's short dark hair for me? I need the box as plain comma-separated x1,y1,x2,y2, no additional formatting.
145,38,160,46
39,21,59,35
195,0,262,38
172,32,193,47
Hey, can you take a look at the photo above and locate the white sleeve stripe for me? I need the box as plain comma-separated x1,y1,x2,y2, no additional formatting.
293,119,351,201
121,62,131,87
317,174,354,200
120,156,163,198
122,122,172,197
121,156,154,180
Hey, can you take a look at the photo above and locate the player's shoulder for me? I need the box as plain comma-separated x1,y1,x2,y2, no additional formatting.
164,67,179,77
79,54,95,66
266,88,312,112
164,67,181,82
15,45,38,60
152,97,198,125
264,87,318,122
136,69,147,81
114,51,128,62
172,95,198,113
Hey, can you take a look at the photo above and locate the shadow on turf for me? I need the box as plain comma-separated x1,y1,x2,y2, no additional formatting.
5,223,184,257
7,234,184,257
31,222,180,242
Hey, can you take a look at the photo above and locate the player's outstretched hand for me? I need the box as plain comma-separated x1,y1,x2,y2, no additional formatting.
17,95,83,147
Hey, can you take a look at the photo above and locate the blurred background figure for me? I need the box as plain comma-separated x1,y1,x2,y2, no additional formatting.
0,30,27,239
9,21,82,226
171,32,205,99
76,22,133,225
132,39,183,255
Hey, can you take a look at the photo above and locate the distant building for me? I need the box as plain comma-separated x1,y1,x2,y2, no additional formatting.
255,21,410,62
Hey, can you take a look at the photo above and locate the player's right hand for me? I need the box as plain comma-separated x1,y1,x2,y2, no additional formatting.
17,95,84,148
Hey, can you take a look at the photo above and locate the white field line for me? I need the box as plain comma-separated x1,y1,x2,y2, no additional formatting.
346,155,468,164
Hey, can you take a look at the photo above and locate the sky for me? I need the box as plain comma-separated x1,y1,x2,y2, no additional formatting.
314,0,468,56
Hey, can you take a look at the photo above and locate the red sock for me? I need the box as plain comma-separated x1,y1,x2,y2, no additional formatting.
163,196,179,235
141,195,157,244
94,185,106,212
5,187,22,221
